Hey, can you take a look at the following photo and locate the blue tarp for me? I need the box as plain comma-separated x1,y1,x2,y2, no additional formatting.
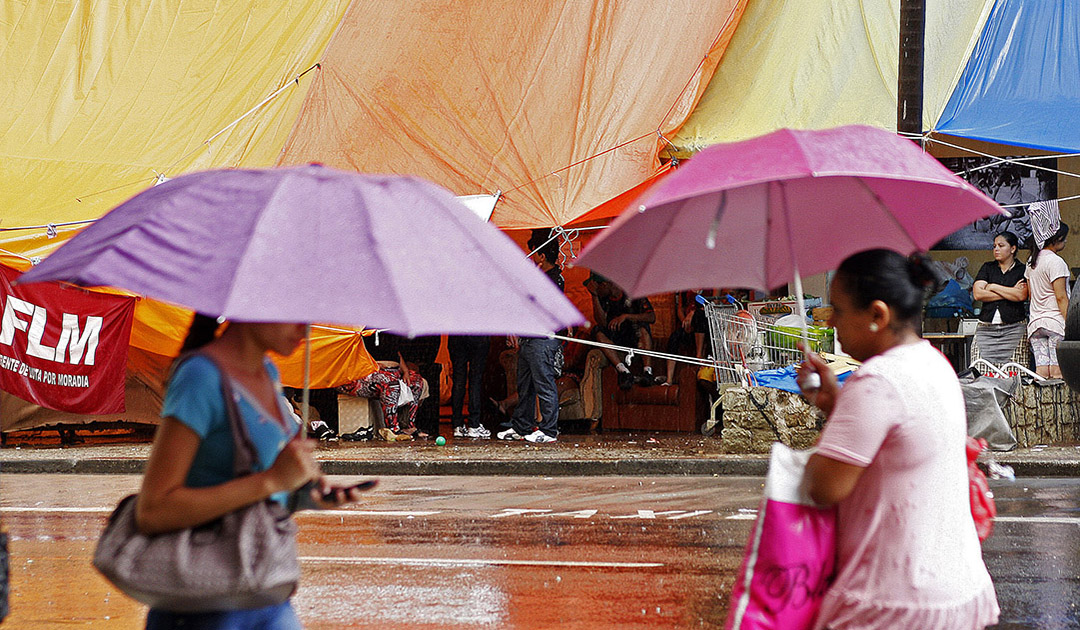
751,365,853,394
936,0,1080,152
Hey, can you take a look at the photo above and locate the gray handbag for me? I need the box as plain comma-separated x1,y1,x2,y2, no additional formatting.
93,354,300,612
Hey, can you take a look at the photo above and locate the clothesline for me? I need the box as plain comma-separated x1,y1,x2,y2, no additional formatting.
551,333,740,375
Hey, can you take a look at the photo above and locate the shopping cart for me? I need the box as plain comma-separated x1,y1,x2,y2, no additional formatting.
699,294,834,435
701,295,764,386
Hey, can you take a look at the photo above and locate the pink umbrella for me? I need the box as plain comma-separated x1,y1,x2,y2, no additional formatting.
577,125,1007,325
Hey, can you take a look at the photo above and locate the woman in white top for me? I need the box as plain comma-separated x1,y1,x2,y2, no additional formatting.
1025,222,1070,378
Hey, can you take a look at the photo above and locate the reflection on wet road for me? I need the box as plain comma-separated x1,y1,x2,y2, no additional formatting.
1,474,1077,628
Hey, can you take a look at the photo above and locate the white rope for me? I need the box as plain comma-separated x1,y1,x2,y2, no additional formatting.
0,248,33,262
999,193,1080,209
0,64,323,234
921,135,1080,180
163,64,321,175
0,219,96,233
551,333,740,375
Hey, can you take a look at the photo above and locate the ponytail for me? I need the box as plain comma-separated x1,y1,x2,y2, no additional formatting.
180,313,220,353
1030,222,1070,269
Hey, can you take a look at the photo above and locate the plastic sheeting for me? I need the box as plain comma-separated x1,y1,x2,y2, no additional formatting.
0,0,351,244
0,1,746,404
935,0,1080,152
672,0,994,150
278,0,747,228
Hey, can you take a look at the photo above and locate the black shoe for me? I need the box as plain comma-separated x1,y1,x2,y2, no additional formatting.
617,371,634,390
634,374,655,387
309,420,338,441
341,427,374,442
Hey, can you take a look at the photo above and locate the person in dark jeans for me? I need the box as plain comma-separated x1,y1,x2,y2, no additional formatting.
498,228,563,443
448,335,491,438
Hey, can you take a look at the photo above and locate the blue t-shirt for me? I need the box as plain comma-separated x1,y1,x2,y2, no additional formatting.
161,355,299,505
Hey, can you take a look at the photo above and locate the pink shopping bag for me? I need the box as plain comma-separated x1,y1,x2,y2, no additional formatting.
725,443,837,630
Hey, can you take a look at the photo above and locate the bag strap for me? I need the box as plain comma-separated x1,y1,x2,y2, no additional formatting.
171,352,260,478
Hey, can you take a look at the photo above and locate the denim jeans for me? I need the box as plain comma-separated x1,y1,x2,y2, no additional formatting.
146,601,301,630
510,337,560,437
448,335,490,429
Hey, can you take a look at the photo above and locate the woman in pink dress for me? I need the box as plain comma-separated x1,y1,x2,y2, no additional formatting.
798,249,999,630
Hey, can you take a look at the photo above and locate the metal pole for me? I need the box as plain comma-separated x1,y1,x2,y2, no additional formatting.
301,324,311,438
897,0,925,136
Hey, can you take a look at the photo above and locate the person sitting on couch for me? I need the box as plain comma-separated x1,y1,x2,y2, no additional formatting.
585,271,657,389
337,331,427,441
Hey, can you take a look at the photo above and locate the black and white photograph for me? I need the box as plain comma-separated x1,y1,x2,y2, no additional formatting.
934,156,1058,250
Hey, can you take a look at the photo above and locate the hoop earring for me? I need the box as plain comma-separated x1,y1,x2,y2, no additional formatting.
869,323,880,333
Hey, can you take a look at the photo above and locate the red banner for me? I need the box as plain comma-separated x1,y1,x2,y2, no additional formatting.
0,265,135,414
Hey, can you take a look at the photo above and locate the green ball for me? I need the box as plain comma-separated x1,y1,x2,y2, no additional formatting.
435,436,446,446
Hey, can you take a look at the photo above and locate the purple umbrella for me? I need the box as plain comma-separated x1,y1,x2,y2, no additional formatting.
577,125,1007,327
19,165,583,337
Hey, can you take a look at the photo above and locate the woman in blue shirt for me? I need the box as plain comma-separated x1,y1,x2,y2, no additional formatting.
134,315,365,629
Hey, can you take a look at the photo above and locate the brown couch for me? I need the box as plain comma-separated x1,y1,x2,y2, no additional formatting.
600,361,708,432
495,347,707,433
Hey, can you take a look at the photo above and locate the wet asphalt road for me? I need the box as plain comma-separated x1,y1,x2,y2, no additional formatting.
0,474,1077,629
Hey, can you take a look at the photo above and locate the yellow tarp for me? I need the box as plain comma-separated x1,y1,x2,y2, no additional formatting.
672,0,995,151
0,0,351,239
279,0,747,228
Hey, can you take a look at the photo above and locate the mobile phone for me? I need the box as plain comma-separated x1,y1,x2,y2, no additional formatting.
289,479,378,512
321,479,378,501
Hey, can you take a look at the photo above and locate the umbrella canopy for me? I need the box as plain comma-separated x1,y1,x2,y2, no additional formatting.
19,165,583,337
576,125,1007,298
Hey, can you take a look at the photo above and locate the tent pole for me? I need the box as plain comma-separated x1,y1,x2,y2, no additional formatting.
897,0,925,138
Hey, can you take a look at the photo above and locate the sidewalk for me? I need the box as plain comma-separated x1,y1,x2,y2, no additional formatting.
2,433,1079,477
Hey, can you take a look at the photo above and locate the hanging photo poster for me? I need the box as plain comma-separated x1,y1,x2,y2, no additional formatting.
933,156,1057,250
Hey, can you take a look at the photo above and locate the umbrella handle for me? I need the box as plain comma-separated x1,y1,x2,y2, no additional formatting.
300,324,312,438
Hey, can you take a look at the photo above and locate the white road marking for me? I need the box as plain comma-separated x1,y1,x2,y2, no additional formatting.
612,510,696,520
300,556,663,569
0,506,111,513
303,510,442,517
7,505,1072,526
539,509,598,519
666,510,713,520
490,509,552,518
0,507,442,517
993,516,1080,525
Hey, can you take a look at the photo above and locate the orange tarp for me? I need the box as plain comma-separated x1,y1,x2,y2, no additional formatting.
0,1,752,413
280,0,747,228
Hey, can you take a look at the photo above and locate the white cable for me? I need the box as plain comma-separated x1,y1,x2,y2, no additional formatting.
923,136,1080,180
0,219,96,233
551,333,737,374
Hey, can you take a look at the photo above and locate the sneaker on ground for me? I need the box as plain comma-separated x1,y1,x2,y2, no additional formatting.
524,430,556,443
497,427,523,440
309,420,338,441
341,427,374,442
466,425,492,439
452,426,468,438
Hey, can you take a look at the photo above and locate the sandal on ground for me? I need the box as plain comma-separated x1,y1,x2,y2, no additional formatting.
378,428,412,442
402,428,430,440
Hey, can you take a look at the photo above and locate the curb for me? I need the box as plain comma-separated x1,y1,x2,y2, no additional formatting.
3,457,1080,477
1,458,769,477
